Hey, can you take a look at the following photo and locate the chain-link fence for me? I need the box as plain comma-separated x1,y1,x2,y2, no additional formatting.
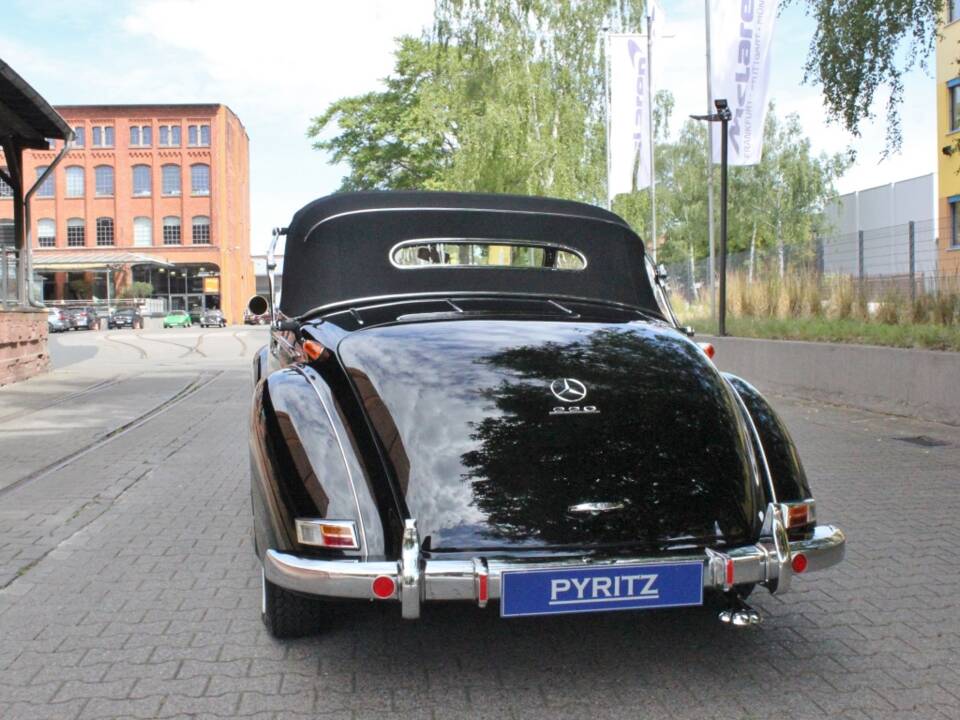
664,218,955,300
662,217,959,325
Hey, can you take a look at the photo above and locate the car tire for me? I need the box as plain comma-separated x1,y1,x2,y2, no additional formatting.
261,571,326,639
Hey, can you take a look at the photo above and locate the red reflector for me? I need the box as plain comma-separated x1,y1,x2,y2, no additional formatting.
478,573,488,603
725,558,734,586
792,553,808,574
698,342,716,360
372,575,396,599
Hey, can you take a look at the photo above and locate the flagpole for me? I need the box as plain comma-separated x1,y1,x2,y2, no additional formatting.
603,28,612,210
704,0,716,329
646,11,657,264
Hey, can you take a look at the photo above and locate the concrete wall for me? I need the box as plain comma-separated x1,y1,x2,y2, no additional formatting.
0,310,49,386
710,336,960,426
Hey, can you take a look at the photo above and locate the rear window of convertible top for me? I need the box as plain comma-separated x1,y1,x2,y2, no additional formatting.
391,240,586,270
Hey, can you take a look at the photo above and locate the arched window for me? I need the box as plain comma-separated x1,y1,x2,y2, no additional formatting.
162,216,181,245
36,166,54,198
132,165,151,196
191,216,210,244
65,166,84,198
94,165,114,196
67,218,85,247
190,164,210,195
133,217,152,247
161,164,180,196
37,218,56,247
96,217,114,246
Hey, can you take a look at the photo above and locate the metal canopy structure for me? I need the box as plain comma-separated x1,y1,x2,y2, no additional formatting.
0,58,73,309
32,251,174,272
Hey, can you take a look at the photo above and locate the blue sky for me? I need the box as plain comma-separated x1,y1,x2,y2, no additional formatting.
0,0,936,254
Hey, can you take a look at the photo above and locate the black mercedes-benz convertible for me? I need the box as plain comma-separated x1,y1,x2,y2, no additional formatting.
249,191,845,638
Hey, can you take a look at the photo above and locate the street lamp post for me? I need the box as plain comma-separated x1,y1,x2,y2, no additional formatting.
690,98,732,336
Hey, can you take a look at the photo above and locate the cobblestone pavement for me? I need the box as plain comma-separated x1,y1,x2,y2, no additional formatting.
1,328,959,719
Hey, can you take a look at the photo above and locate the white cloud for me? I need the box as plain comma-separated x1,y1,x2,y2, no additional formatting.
120,0,435,252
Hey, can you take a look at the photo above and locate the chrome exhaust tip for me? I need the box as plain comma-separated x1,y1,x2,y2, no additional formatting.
718,596,762,627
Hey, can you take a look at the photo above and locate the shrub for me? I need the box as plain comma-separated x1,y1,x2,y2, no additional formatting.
933,288,958,326
876,286,902,325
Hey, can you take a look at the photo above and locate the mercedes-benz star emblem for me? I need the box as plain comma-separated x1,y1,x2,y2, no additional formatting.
550,378,587,403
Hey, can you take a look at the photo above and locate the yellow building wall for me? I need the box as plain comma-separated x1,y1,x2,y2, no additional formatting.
937,10,960,276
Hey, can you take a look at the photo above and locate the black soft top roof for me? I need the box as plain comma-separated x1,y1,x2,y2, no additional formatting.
279,191,659,317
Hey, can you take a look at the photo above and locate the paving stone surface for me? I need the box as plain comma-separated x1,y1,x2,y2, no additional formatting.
1,327,959,719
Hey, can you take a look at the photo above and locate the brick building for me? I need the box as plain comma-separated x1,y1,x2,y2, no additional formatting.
0,103,254,323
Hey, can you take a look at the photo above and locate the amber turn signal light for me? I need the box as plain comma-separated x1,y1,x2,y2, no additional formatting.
303,340,330,362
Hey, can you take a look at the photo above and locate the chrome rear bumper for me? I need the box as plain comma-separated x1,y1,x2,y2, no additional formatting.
263,518,845,620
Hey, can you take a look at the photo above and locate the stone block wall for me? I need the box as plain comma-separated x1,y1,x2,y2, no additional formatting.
0,310,49,386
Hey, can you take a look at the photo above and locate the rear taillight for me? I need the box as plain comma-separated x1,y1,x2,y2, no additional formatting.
784,500,816,532
294,519,359,549
698,342,715,360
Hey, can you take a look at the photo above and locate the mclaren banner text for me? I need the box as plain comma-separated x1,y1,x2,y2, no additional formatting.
608,33,650,199
710,0,779,166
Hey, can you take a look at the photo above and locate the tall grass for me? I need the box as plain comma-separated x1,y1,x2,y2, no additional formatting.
676,269,960,351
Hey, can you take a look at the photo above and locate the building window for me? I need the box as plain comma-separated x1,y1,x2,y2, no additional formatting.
161,164,181,195
47,139,57,150
190,164,210,195
66,166,84,198
192,215,210,244
951,85,960,133
188,124,211,146
36,166,54,198
133,217,152,247
73,127,84,147
159,125,182,147
67,218,85,247
38,218,56,247
96,217,114,246
132,165,152,196
953,201,960,248
952,0,960,22
0,169,12,198
163,216,181,245
129,125,152,147
94,165,114,196
92,126,114,147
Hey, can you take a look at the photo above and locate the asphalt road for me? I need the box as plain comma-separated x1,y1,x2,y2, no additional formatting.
1,327,959,719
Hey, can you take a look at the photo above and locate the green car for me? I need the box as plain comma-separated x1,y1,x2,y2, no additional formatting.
163,310,192,328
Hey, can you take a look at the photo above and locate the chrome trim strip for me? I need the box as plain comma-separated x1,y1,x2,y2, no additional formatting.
293,367,369,560
388,237,588,271
263,525,845,612
725,377,779,504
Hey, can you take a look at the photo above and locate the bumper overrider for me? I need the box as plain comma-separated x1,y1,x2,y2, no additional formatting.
263,504,845,621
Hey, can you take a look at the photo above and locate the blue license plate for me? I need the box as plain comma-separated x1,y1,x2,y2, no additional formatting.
500,561,704,618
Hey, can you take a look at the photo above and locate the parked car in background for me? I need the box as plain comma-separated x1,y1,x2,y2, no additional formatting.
109,308,143,330
200,308,226,328
162,310,192,328
249,191,845,639
244,308,269,325
66,307,98,331
47,308,66,333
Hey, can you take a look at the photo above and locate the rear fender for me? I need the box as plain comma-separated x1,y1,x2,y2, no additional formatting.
250,367,387,560
723,373,813,503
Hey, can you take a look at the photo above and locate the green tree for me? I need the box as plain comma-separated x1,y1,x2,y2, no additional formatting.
789,0,943,153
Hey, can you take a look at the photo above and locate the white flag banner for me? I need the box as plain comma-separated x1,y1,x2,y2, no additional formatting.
608,33,650,198
709,0,779,165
